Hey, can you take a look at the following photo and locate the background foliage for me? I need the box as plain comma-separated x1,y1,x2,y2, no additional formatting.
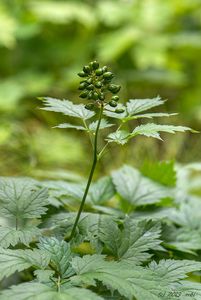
0,0,201,176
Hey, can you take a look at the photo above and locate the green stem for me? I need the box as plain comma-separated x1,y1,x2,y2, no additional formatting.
57,275,61,292
69,104,104,240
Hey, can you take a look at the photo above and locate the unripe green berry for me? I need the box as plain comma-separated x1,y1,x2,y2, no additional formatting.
86,78,93,84
98,93,105,101
91,61,99,70
78,71,87,77
103,72,114,79
92,92,99,100
115,108,125,113
78,82,87,90
87,91,93,99
86,84,94,90
112,95,119,101
79,91,88,98
85,103,94,110
102,66,108,72
95,81,102,88
95,68,103,76
109,100,117,107
108,84,121,94
83,65,91,74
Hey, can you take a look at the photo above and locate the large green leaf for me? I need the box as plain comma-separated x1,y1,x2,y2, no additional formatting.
117,218,163,264
0,248,50,280
0,283,103,300
132,123,194,140
75,213,118,252
141,160,176,187
70,254,201,300
38,237,74,278
88,176,115,204
40,97,95,120
112,165,172,206
0,178,49,219
0,226,41,248
163,199,201,253
126,96,165,116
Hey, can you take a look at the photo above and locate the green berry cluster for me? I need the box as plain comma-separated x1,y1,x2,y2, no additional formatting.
78,61,124,113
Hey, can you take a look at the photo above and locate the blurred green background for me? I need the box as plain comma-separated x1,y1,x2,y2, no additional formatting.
0,0,201,177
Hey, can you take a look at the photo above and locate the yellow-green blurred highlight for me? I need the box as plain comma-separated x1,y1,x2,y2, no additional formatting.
0,0,201,176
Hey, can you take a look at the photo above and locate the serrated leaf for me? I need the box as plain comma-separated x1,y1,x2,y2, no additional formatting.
42,180,85,202
106,130,130,145
42,177,115,205
40,97,95,120
132,123,193,140
117,218,163,264
89,119,114,131
0,248,50,280
78,213,119,253
148,259,201,283
88,176,115,204
163,199,201,253
34,269,55,283
38,237,74,278
131,112,177,119
54,123,86,130
71,254,201,300
0,283,103,300
126,96,165,116
141,160,176,187
0,178,49,219
112,165,172,206
103,104,127,119
0,226,41,248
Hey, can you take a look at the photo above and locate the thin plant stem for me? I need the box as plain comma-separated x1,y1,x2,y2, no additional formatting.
82,119,94,149
69,104,104,240
98,121,124,160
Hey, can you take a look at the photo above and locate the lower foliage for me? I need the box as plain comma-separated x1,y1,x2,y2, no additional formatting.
1,162,201,299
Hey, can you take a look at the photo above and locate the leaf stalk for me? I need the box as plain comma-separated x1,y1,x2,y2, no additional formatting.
69,104,104,240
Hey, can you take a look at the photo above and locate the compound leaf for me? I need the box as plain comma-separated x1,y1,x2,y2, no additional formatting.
106,130,130,145
0,248,50,280
71,254,201,300
38,237,73,278
112,165,171,206
126,96,165,116
0,283,103,300
117,218,163,264
0,178,49,219
132,123,194,140
40,97,95,120
0,226,41,248
88,176,115,204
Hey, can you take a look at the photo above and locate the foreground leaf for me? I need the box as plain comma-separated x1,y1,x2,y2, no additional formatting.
117,218,163,264
38,237,74,278
0,283,103,300
71,254,201,300
0,248,50,280
0,226,41,248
